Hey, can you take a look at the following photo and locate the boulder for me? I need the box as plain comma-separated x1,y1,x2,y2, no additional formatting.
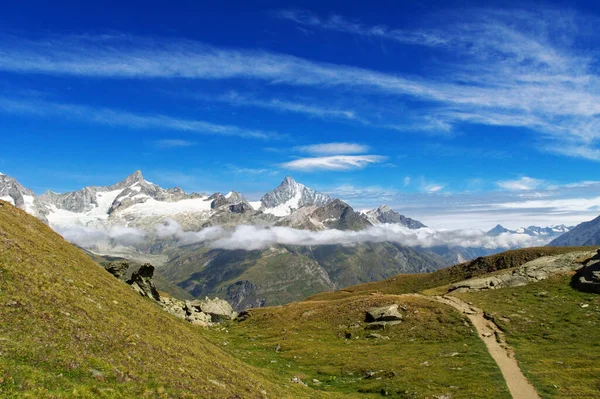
185,311,212,326
159,297,187,319
572,251,600,293
103,261,130,281
366,304,403,322
194,297,238,322
127,264,160,301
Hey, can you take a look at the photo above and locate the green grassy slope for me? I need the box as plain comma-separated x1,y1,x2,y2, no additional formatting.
457,275,600,399
0,201,329,399
305,246,595,301
217,294,511,398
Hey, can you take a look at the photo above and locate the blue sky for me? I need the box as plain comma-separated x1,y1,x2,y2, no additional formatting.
1,0,600,229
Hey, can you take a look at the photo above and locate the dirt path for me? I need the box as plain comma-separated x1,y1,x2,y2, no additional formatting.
422,294,541,399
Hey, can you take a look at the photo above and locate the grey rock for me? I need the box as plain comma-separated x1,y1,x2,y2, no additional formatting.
127,264,160,301
196,297,238,322
103,261,130,281
572,250,600,293
366,304,403,322
449,251,596,293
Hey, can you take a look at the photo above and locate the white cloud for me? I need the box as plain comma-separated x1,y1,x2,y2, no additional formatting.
403,176,411,186
154,139,196,148
201,91,358,121
56,224,146,248
326,184,398,202
423,184,444,193
0,97,278,140
497,177,547,191
281,155,386,171
155,219,551,251
295,142,370,155
491,196,600,212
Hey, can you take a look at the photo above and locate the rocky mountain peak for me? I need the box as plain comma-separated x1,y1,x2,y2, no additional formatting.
260,176,333,216
112,170,148,190
362,205,426,229
487,224,510,237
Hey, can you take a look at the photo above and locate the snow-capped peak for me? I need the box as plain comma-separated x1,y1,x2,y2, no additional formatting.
361,204,426,229
260,176,332,216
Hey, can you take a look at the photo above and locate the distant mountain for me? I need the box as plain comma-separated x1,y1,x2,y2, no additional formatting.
0,170,540,310
0,173,48,222
548,215,600,246
260,176,332,216
361,205,426,229
486,224,571,239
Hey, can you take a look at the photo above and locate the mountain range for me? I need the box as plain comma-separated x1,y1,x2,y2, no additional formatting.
486,223,572,239
0,170,577,310
548,214,600,246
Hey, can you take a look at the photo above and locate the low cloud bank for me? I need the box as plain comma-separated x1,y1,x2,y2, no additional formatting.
56,219,554,251
56,224,147,248
156,219,551,251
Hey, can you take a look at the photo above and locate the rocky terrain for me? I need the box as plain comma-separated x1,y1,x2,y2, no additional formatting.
448,250,597,293
101,260,238,325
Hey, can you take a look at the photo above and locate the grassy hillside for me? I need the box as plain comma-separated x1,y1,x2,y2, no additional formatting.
305,246,594,302
214,294,511,398
0,201,326,398
457,274,600,399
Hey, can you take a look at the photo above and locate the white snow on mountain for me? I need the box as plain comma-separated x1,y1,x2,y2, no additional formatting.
260,176,332,216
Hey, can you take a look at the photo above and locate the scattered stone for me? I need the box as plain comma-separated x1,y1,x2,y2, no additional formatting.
4,300,17,307
290,376,307,386
581,303,590,308
273,343,281,352
89,368,105,382
366,333,390,340
365,320,402,330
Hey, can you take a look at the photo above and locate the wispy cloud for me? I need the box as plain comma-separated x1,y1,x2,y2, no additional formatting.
294,142,370,155
423,184,444,193
154,139,196,148
0,96,279,140
226,164,279,176
281,155,386,171
497,177,547,191
326,184,399,202
195,91,358,121
1,9,599,159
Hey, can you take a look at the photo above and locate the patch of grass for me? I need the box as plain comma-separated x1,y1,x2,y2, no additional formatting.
217,294,511,398
457,274,600,399
0,201,325,398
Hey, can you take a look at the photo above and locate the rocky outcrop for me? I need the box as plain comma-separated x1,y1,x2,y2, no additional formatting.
188,297,238,322
449,250,597,293
127,263,160,301
572,250,600,293
103,261,130,281
100,260,237,326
